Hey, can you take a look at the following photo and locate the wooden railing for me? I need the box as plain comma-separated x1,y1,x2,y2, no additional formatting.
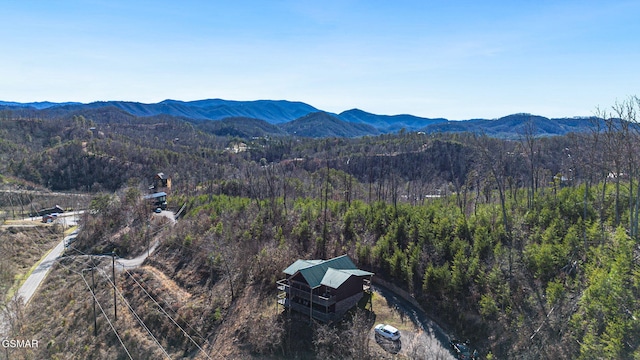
276,279,337,307
287,302,335,322
276,277,372,323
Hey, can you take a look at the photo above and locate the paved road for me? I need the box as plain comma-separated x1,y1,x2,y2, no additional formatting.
115,210,173,268
0,189,92,197
16,241,64,305
116,240,159,269
1,211,82,229
16,232,78,306
1,209,172,336
1,231,77,335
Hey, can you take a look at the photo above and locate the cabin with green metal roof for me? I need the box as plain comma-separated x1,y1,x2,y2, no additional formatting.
277,255,373,323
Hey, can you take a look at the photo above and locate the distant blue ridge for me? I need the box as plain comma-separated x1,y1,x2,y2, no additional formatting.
0,99,604,138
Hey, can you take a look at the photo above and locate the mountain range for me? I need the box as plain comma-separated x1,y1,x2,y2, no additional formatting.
0,99,601,138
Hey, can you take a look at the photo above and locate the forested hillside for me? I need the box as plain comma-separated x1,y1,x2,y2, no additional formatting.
1,100,605,137
2,97,640,359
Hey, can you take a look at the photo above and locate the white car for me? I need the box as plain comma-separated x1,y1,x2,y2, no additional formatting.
374,323,400,341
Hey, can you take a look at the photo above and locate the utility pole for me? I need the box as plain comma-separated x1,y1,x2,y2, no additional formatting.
7,186,15,219
91,264,97,337
146,222,150,258
112,252,117,321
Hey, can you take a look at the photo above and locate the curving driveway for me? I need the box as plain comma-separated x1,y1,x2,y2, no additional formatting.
373,284,458,359
116,240,159,269
2,209,171,328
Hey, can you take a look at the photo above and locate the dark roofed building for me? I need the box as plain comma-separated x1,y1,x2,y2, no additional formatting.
152,172,171,192
277,255,373,323
29,205,64,217
143,191,167,210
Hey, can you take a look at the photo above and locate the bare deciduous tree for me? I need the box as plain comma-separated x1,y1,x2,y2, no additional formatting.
313,309,374,360
2,295,26,337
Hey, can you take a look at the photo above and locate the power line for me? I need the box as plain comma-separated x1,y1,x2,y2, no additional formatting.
69,244,214,359
95,266,172,360
80,270,133,360
8,212,205,358
62,222,217,358
57,257,171,358
120,264,210,345
123,267,213,360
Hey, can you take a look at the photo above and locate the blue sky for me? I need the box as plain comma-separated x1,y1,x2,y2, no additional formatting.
1,1,638,119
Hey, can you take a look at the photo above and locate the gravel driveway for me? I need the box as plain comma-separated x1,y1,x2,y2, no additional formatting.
373,284,458,360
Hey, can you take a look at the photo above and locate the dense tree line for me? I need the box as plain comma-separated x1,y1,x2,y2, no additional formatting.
70,179,640,358
4,96,640,359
